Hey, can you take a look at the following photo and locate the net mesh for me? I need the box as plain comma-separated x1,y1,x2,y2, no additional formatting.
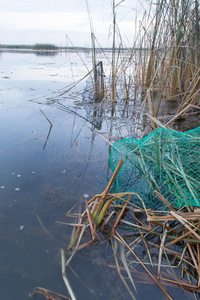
110,126,200,210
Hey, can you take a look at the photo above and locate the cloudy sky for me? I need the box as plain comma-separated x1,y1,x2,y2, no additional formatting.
0,0,144,47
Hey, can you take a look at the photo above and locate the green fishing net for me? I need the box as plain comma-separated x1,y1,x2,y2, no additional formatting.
110,126,200,210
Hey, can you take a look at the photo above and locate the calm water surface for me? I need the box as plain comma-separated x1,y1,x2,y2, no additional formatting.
0,50,197,300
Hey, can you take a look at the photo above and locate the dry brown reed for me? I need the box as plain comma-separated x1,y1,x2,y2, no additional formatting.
56,159,200,299
35,157,200,299
92,0,200,124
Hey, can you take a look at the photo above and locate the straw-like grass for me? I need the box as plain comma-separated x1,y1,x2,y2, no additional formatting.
34,158,200,299
34,1,200,298
83,0,200,124
47,159,200,299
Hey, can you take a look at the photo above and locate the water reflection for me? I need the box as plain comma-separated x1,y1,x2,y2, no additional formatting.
34,51,58,57
0,49,59,56
43,124,53,150
0,49,199,300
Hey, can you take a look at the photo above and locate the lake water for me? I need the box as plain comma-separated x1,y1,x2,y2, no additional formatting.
0,49,198,300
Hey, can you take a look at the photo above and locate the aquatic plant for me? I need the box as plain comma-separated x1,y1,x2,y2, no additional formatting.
84,0,200,122
54,159,200,299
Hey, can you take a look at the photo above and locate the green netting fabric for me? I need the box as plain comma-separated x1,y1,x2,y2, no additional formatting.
110,127,200,210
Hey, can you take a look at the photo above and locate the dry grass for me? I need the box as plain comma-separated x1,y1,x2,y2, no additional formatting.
87,0,200,123
34,156,200,299
34,2,200,298
44,160,200,300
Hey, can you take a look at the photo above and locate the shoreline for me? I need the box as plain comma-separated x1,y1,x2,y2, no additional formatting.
0,45,148,52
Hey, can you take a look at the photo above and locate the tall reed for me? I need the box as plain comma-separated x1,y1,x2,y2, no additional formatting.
86,0,199,118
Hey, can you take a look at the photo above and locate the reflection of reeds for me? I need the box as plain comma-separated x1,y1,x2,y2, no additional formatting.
35,287,71,300
86,0,105,102
39,108,53,150
33,43,58,50
111,0,117,102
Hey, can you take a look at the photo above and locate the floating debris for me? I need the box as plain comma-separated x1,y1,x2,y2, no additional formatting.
15,188,20,191
1,186,5,189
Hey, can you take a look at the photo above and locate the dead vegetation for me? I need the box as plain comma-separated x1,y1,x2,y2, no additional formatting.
34,1,200,299
35,159,200,300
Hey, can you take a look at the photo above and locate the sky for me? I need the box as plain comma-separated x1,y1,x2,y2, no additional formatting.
0,0,144,47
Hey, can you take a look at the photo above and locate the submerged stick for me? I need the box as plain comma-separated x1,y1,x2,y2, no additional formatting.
112,240,137,300
35,212,54,240
35,287,70,300
61,249,77,300
115,232,174,300
160,277,200,292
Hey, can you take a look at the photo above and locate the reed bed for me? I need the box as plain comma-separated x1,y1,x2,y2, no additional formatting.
35,159,200,299
34,2,199,299
87,0,200,123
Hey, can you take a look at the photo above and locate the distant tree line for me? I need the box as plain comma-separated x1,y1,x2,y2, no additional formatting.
0,43,58,50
